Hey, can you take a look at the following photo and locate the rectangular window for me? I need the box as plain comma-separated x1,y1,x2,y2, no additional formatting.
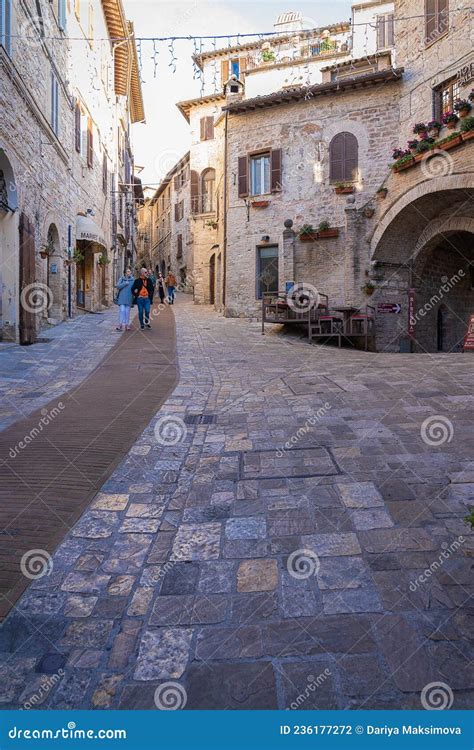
177,234,183,258
175,201,184,222
0,0,12,55
376,14,394,49
102,152,108,195
231,59,240,77
250,153,271,196
257,245,279,299
434,77,460,119
425,0,449,45
51,73,60,136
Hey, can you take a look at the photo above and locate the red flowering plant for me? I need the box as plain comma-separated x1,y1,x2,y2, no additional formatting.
442,111,459,126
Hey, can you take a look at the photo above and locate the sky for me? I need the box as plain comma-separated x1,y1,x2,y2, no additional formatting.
127,0,353,190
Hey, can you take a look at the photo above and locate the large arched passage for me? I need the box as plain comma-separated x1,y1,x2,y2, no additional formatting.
371,185,474,353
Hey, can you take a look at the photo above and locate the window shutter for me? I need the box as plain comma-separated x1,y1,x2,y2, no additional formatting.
329,133,344,182
238,156,248,198
438,0,448,34
425,0,437,42
75,103,81,152
191,170,199,212
270,149,282,192
200,117,206,141
376,16,385,49
87,117,93,167
206,116,214,140
174,203,178,221
344,133,358,182
221,59,229,84
387,14,394,46
177,234,183,257
239,56,247,74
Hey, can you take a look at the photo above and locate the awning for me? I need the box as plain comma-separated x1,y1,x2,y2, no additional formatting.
76,216,107,249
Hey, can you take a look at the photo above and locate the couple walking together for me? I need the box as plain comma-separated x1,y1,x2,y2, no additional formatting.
115,268,177,331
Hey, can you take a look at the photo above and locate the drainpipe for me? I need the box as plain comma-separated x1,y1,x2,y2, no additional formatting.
222,110,229,309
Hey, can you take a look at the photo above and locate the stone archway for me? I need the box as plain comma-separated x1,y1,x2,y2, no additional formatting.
371,184,474,352
0,148,19,341
45,223,63,322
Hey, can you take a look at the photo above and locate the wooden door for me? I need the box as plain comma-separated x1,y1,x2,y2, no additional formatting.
209,254,215,305
19,212,36,345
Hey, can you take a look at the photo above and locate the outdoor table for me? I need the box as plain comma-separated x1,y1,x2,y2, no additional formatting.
331,305,360,334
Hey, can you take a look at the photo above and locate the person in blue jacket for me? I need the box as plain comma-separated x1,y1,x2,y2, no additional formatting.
115,268,134,331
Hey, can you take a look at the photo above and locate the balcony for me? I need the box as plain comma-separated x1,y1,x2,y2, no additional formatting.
244,39,347,72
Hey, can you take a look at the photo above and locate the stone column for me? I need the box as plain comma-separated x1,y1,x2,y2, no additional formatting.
281,218,296,290
344,198,366,305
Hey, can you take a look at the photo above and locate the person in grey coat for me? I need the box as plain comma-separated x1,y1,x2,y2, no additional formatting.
115,268,134,331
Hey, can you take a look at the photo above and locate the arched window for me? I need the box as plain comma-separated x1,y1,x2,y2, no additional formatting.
329,132,358,183
201,168,215,213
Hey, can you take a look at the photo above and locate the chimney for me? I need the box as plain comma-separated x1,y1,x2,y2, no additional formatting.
274,11,304,34
224,74,245,104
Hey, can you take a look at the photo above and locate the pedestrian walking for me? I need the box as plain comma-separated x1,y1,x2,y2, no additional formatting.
132,267,155,329
114,268,134,331
166,271,177,304
157,272,167,304
148,268,157,286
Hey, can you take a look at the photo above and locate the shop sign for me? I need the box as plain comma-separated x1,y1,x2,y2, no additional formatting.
457,62,474,87
407,289,416,338
377,303,401,314
463,313,474,352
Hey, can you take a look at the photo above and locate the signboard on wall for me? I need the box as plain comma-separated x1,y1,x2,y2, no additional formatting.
407,289,416,339
463,313,474,352
457,62,474,87
377,303,401,314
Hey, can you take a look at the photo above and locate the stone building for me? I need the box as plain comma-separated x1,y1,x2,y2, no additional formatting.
0,0,144,343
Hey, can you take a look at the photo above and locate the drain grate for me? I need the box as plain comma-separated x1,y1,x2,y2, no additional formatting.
184,414,217,425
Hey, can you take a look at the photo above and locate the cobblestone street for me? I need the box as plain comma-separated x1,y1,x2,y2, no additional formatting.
0,296,473,710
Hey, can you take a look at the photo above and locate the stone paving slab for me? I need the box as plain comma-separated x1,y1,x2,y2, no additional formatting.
0,296,473,710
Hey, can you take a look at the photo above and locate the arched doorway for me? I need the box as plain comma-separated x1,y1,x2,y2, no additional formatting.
45,223,62,322
0,148,19,342
201,169,216,214
209,253,216,305
371,185,474,353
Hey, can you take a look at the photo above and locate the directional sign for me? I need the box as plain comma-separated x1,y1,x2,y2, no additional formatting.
463,313,474,352
407,289,416,338
377,303,401,314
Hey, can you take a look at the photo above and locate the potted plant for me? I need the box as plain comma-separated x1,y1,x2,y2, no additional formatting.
98,252,110,266
465,506,474,530
376,186,388,199
427,120,441,138
39,239,54,259
205,219,218,228
362,281,375,296
454,99,472,117
392,150,414,172
261,49,276,63
413,122,428,139
334,182,354,195
71,249,84,264
318,220,339,238
442,111,459,129
299,223,318,241
460,115,474,141
435,131,463,150
414,137,435,161
407,139,419,153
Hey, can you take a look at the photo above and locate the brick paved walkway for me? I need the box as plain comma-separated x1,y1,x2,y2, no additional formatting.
0,296,473,710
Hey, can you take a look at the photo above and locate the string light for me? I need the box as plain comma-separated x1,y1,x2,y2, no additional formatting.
152,39,159,78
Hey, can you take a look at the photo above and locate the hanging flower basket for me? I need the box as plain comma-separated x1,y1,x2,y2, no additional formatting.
454,99,472,118
442,111,459,129
362,282,375,296
299,224,317,241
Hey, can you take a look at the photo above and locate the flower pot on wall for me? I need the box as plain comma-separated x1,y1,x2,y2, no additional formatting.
334,185,354,195
437,135,463,150
300,233,318,242
462,130,474,141
318,228,339,238
393,157,415,172
251,200,269,208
